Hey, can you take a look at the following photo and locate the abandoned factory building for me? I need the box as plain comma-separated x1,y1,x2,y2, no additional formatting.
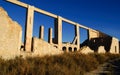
0,0,120,59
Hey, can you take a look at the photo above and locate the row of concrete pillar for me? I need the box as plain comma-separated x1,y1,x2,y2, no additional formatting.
39,26,53,44
6,0,120,54
7,0,99,52
24,5,80,52
54,16,80,50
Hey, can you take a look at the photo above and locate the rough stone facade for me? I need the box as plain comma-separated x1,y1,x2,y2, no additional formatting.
110,37,119,53
62,43,78,52
32,37,63,56
0,7,22,59
81,29,120,54
88,29,99,39
80,46,94,54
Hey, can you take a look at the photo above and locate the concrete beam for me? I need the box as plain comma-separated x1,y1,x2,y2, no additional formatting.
39,26,44,40
34,8,57,18
78,24,89,30
6,0,57,18
62,17,89,30
6,0,89,30
62,17,76,25
6,0,28,8
24,5,34,52
48,28,53,44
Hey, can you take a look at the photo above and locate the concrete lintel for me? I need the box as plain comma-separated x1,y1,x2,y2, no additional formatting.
6,0,28,8
62,17,76,25
78,24,89,30
62,17,89,30
34,8,57,18
6,0,57,18
6,0,90,30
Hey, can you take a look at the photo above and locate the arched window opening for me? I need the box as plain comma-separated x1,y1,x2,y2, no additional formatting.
62,47,66,51
69,47,72,52
74,47,77,52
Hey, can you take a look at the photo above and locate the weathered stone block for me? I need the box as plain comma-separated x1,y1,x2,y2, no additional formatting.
0,7,22,59
110,37,119,54
80,46,94,54
88,29,99,39
32,37,63,56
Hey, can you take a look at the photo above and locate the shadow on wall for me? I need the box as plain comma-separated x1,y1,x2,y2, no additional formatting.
80,36,112,52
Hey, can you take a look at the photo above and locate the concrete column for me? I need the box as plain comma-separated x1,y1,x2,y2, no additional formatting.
48,28,53,44
39,26,44,40
54,16,62,49
75,24,80,50
119,42,120,53
24,5,34,52
87,29,90,40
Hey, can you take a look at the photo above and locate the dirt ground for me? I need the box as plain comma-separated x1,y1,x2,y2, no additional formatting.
85,58,120,75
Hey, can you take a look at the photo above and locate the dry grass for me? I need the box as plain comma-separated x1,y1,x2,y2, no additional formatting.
0,53,119,75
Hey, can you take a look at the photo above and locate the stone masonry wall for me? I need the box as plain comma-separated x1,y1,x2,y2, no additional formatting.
32,37,63,56
83,29,120,54
0,7,22,59
88,29,108,39
88,29,99,39
110,37,119,54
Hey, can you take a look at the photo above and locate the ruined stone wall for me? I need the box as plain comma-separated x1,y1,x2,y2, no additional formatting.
88,29,99,39
88,29,108,39
0,7,22,59
80,46,94,54
110,37,119,54
97,37,119,54
32,37,63,56
62,43,78,52
82,29,120,54
0,5,119,59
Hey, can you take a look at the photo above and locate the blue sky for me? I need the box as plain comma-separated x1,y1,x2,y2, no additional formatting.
0,0,120,43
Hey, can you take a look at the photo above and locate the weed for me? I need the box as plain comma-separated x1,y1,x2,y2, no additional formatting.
0,53,119,75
